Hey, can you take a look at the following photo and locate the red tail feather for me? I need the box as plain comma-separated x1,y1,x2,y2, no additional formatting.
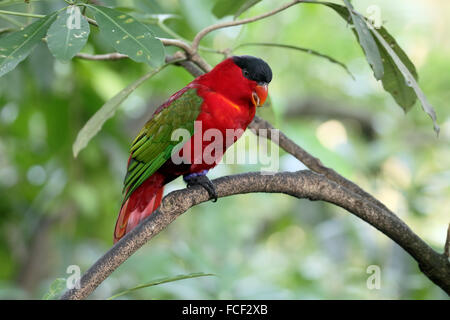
114,172,165,243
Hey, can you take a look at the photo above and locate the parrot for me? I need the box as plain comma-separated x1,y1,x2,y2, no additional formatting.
114,55,272,243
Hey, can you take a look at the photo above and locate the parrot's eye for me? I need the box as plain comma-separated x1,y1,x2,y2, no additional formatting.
243,69,249,78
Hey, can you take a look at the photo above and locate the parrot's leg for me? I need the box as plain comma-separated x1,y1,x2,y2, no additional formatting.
183,170,218,202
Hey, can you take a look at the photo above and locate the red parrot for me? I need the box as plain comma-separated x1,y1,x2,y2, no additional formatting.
114,55,272,243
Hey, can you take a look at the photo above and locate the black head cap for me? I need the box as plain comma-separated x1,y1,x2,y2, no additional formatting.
232,55,272,84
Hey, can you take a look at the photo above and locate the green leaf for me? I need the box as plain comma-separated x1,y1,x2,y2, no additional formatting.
84,4,165,67
42,278,66,300
234,0,262,18
371,26,439,134
108,273,215,300
212,0,242,18
314,1,417,110
0,12,56,77
342,0,383,79
46,6,90,62
73,64,168,157
374,26,418,112
212,0,247,19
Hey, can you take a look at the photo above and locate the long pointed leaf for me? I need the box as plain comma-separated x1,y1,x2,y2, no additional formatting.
73,64,168,157
342,0,383,79
0,12,56,77
302,1,437,132
370,25,439,135
373,25,418,112
42,278,66,300
308,2,419,111
108,272,215,300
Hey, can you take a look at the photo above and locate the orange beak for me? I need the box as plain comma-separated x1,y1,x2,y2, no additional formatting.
252,83,268,107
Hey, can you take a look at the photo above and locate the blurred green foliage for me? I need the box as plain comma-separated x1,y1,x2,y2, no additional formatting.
0,0,449,299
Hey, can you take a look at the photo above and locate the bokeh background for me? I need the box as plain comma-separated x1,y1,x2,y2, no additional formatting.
0,0,449,299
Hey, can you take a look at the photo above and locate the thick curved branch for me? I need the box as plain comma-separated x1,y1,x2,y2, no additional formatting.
60,171,449,299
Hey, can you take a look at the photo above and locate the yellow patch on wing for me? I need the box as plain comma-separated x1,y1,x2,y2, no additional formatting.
217,94,241,111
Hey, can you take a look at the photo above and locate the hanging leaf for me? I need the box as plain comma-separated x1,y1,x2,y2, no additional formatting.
234,0,262,19
302,1,437,131
313,2,418,111
73,64,169,157
46,6,90,62
108,273,215,300
342,0,383,79
371,26,439,134
84,4,165,67
213,0,247,19
213,0,261,19
0,12,56,77
373,26,418,112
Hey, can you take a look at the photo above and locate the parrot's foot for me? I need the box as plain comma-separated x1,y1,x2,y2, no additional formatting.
183,170,218,202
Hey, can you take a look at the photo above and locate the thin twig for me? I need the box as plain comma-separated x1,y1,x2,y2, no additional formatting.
157,37,192,53
191,0,304,52
0,13,22,27
233,42,354,79
167,51,205,77
0,9,44,18
85,16,97,27
75,52,128,60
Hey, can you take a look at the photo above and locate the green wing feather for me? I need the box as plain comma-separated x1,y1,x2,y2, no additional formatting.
123,88,203,200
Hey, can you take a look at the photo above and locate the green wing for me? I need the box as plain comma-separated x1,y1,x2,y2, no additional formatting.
123,88,203,200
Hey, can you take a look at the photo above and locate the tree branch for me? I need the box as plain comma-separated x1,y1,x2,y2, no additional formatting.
191,0,304,52
158,38,193,53
60,171,450,299
75,52,128,61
